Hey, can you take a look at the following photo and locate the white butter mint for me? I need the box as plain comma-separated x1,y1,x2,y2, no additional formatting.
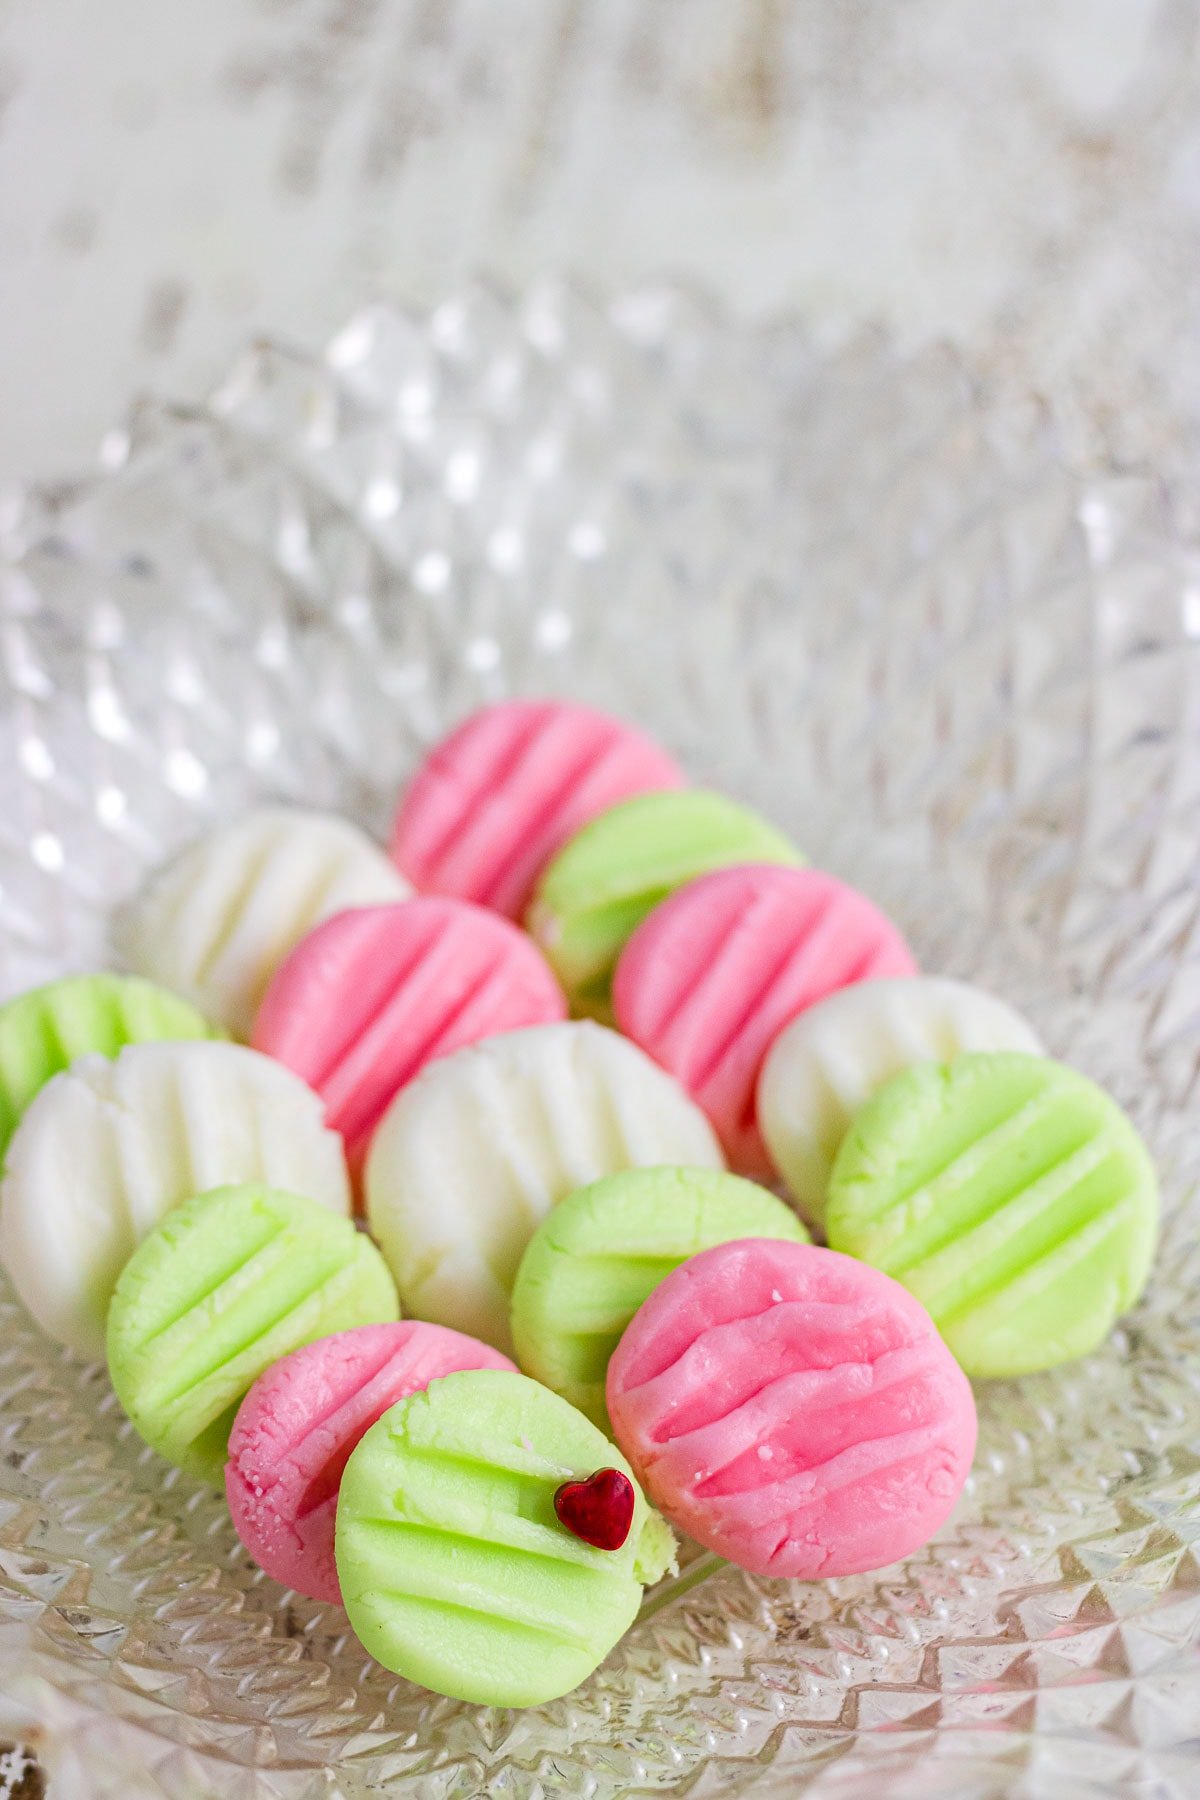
0,1040,351,1358
120,807,409,1038
366,1021,724,1353
757,976,1043,1226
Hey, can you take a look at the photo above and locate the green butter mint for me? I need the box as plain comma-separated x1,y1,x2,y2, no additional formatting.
825,1051,1158,1379
107,1183,398,1483
0,973,219,1159
525,789,801,1016
335,1368,675,1707
512,1166,808,1430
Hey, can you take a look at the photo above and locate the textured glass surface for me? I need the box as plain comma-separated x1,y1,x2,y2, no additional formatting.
0,284,1198,1799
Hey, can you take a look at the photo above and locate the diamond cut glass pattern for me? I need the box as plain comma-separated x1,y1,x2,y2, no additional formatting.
0,283,1198,1798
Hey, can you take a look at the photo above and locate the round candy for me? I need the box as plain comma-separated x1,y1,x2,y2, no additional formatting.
226,1321,515,1604
758,977,1043,1227
826,1052,1158,1378
252,898,566,1177
335,1368,676,1707
0,1040,350,1359
607,1239,977,1579
107,1183,399,1483
511,1167,808,1430
0,973,220,1159
613,864,915,1178
527,790,801,1017
391,700,683,920
365,1020,723,1352
121,807,410,1038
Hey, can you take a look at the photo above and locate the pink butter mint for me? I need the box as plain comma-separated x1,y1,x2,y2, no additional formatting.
606,1239,976,1580
613,863,915,1178
391,700,685,919
253,897,566,1179
226,1321,515,1605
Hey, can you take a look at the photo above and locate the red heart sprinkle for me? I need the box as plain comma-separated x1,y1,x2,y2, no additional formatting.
554,1467,635,1551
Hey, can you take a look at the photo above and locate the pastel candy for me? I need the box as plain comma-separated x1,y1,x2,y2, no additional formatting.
107,1183,398,1483
758,977,1044,1226
613,864,916,1179
226,1321,515,1604
527,791,802,1016
365,1021,723,1353
511,1167,808,1430
253,898,566,1176
335,1368,676,1707
826,1052,1158,1378
121,807,410,1038
392,700,683,920
607,1239,977,1579
0,1040,350,1358
0,973,219,1159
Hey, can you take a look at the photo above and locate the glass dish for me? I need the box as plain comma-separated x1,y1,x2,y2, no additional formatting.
0,283,1197,1800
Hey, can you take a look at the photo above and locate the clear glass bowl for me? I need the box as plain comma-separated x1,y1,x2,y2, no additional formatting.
0,283,1197,1800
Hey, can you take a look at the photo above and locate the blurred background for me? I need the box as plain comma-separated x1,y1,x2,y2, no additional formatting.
1,0,1198,486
